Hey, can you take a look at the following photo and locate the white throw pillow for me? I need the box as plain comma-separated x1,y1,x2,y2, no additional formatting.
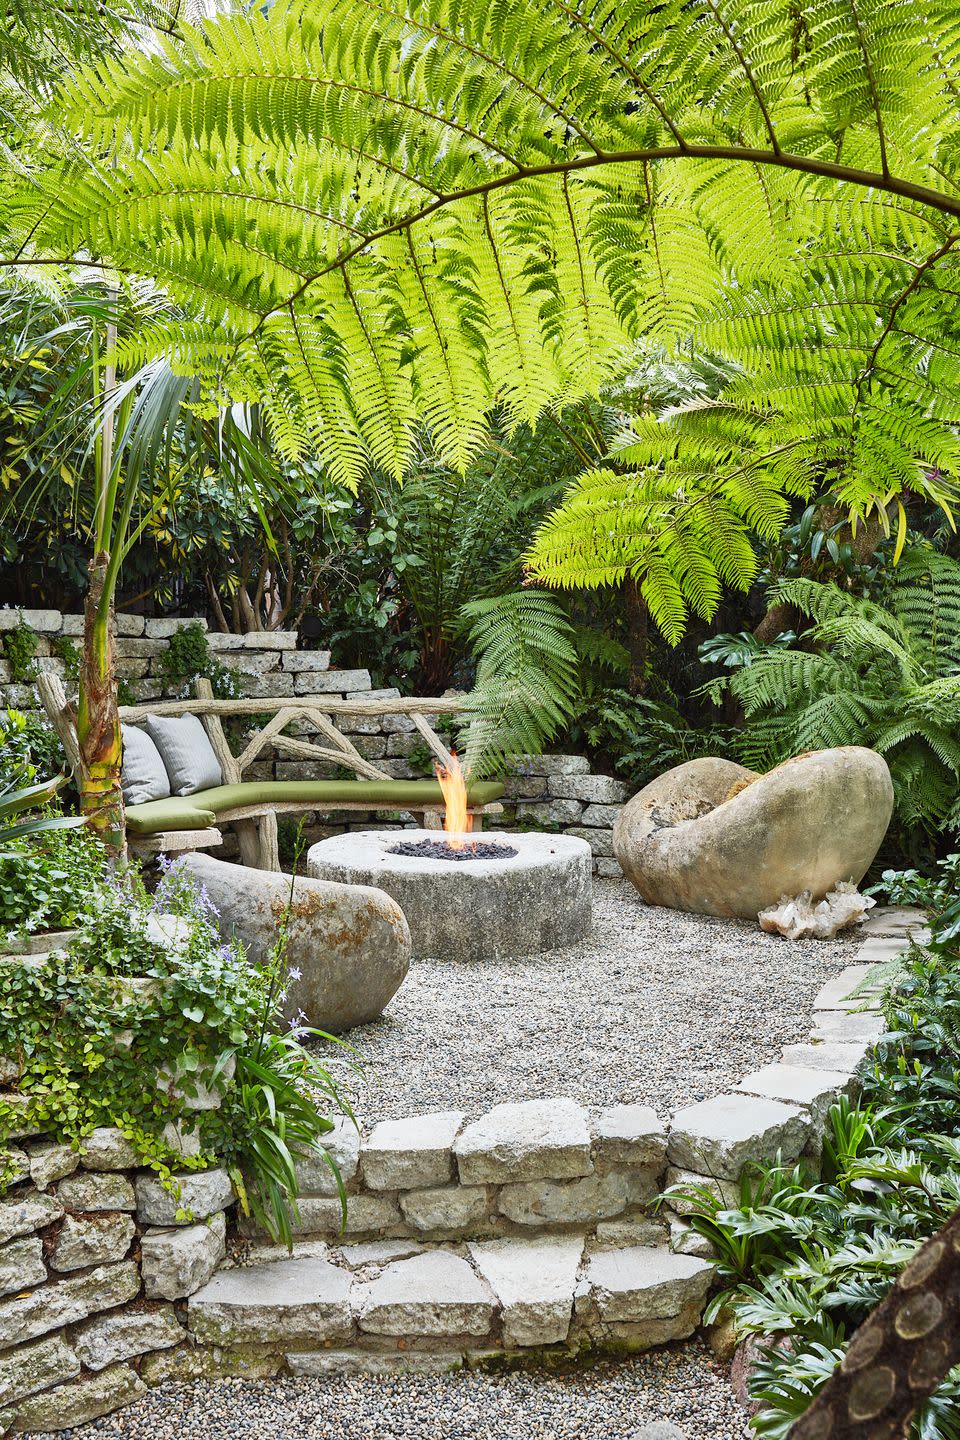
120,725,171,805
145,713,223,797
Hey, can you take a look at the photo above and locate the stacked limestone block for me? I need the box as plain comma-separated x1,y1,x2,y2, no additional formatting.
499,755,628,876
1,609,626,873
196,1099,717,1364
0,1114,234,1433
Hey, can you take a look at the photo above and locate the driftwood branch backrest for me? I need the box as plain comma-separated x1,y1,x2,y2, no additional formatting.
116,685,463,784
38,669,464,787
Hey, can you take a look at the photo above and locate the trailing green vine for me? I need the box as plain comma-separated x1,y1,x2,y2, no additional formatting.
0,850,352,1243
49,634,80,685
158,621,241,699
3,618,39,683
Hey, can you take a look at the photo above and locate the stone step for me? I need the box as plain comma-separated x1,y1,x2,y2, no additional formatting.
186,1238,714,1359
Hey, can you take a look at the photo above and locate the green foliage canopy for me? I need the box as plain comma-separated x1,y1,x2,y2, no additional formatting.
5,0,960,504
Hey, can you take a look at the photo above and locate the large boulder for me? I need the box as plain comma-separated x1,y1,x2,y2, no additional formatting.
180,854,411,1032
612,748,893,920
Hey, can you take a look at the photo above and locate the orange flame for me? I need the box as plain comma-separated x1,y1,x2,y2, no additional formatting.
436,752,473,850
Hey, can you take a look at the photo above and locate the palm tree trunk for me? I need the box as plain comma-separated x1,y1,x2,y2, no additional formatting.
76,551,125,855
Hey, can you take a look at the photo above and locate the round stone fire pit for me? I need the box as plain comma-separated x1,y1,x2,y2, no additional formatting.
306,829,592,961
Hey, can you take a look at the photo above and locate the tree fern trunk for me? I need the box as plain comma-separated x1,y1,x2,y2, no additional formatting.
623,577,648,695
789,1204,960,1439
76,552,126,855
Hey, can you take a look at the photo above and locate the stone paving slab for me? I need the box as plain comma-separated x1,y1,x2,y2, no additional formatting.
734,1063,856,1115
781,1040,873,1072
469,1236,583,1347
188,1256,353,1346
293,1121,360,1196
287,1350,467,1376
7,1362,145,1431
454,1099,592,1185
355,1251,496,1338
809,1010,887,1044
667,1093,810,1180
593,1106,667,1167
363,1112,464,1191
584,1246,713,1323
812,965,884,1011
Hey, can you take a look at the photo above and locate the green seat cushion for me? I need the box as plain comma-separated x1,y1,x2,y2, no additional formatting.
124,796,218,834
126,779,505,836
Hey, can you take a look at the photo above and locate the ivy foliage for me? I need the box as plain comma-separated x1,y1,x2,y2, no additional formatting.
157,621,241,699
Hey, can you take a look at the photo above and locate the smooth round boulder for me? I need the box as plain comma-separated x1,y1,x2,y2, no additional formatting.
612,747,894,920
180,854,411,1032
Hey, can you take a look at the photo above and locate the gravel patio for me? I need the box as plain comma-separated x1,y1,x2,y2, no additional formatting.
324,878,861,1128
43,1344,749,1440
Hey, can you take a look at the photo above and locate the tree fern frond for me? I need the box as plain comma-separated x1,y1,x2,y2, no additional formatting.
458,591,579,774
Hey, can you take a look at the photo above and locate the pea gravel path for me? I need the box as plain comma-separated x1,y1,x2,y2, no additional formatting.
320,878,860,1127
55,1346,750,1440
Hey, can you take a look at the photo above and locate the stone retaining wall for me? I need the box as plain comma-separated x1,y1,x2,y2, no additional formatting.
0,609,626,874
0,1116,235,1432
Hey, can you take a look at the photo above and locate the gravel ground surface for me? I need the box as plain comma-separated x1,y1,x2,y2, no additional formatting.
318,879,860,1127
58,1345,750,1440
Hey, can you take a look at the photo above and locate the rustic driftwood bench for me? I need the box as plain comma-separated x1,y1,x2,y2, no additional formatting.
37,673,504,870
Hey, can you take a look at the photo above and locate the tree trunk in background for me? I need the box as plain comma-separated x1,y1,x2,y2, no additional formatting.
622,577,648,695
419,630,452,693
753,602,799,645
789,1204,960,1439
76,552,126,855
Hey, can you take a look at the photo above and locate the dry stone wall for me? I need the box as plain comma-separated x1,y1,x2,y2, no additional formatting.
0,1114,234,1433
0,609,626,873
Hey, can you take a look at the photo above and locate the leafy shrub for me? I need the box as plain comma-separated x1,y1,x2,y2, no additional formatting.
679,872,960,1437
868,853,960,922
0,822,106,935
158,622,241,699
0,708,68,790
0,854,352,1244
572,688,734,789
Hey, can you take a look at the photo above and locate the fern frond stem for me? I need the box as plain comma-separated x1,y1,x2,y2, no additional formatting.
702,0,781,155
403,227,457,405
0,257,113,268
480,192,525,369
847,0,889,177
241,145,960,345
107,186,370,238
851,231,960,416
94,73,527,168
548,0,688,147
560,172,592,341
354,0,607,156
543,409,599,470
